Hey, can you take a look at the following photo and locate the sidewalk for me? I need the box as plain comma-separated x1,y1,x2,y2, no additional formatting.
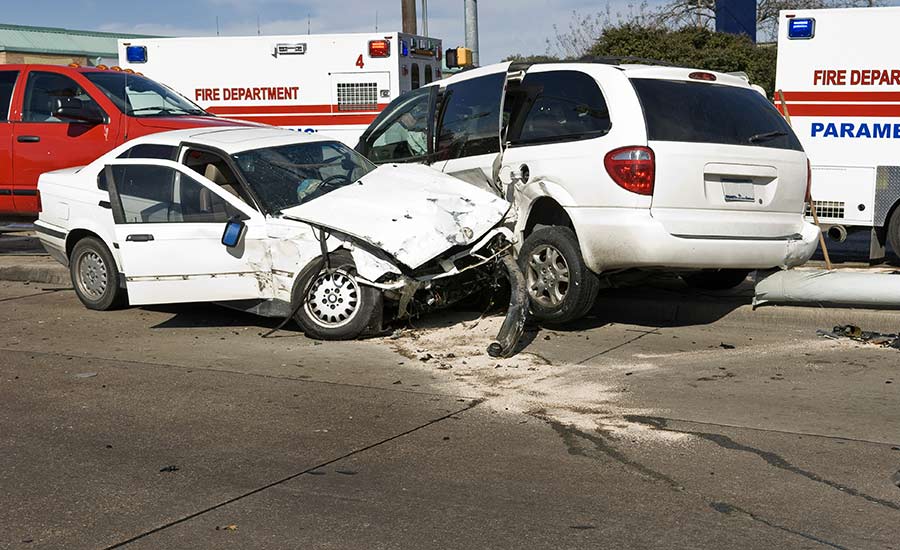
0,255,69,286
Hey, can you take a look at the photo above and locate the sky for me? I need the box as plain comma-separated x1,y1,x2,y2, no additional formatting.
2,0,637,63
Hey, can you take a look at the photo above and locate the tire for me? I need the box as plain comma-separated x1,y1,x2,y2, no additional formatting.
888,207,900,257
518,226,599,325
293,250,382,340
682,269,751,291
69,236,126,310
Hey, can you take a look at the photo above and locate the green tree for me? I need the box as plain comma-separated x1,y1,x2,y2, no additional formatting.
589,25,778,94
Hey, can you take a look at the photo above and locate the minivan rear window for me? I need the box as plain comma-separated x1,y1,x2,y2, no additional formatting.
631,79,802,151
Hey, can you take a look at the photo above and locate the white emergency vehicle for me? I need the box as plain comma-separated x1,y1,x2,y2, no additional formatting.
117,32,443,145
776,7,900,259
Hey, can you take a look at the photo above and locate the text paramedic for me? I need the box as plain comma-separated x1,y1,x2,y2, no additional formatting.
194,86,300,102
811,121,900,138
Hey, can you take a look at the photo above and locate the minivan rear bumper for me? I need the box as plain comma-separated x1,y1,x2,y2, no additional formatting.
566,207,819,273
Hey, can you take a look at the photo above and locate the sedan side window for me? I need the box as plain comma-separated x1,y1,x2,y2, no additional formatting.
435,72,505,161
108,165,238,224
360,87,432,163
98,144,178,189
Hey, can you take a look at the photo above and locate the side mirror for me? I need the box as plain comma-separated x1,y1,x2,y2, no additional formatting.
54,97,105,124
221,219,246,248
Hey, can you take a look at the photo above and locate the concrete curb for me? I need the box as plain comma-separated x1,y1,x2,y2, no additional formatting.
0,260,70,286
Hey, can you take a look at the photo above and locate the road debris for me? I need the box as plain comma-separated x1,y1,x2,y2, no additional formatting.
159,465,180,473
74,372,97,378
817,325,900,349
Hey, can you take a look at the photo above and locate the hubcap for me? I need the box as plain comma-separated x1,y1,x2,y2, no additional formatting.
526,244,570,307
77,251,108,300
304,270,361,328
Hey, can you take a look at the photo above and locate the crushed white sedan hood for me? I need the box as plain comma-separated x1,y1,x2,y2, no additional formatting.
282,163,509,270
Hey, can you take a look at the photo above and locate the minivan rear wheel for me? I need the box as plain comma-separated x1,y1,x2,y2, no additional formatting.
682,269,751,291
519,226,599,325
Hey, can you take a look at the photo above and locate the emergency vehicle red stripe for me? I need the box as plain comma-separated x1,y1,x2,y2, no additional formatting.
777,103,900,117
233,113,381,126
207,104,387,115
780,91,900,102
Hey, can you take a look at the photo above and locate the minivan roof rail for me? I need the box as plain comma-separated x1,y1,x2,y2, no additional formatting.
576,55,679,67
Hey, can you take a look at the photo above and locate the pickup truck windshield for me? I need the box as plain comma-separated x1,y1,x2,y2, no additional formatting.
84,72,207,117
232,141,376,214
631,78,803,151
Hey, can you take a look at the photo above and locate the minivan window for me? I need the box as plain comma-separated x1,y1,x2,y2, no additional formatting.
510,70,611,145
631,79,802,151
0,71,18,121
436,72,505,160
359,87,432,163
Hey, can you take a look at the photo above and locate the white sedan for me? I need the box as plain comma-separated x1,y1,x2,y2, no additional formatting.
35,127,520,349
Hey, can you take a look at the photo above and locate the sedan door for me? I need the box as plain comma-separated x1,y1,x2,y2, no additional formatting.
104,158,271,305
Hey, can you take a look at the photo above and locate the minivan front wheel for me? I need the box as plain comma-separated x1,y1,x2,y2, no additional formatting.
519,226,599,324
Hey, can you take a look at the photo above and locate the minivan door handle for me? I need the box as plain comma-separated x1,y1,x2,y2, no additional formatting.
17,135,40,143
125,234,154,242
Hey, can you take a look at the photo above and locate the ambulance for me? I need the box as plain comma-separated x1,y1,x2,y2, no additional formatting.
117,32,443,145
776,7,900,259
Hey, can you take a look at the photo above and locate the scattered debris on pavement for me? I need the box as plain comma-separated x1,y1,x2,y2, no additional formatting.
817,324,900,349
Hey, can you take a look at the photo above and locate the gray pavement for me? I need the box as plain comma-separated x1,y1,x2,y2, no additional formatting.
1,279,898,549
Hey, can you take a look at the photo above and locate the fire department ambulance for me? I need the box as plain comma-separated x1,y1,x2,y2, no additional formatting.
118,32,443,145
776,7,900,259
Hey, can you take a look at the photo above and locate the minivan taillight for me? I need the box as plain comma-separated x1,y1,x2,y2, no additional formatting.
35,189,42,213
604,146,655,196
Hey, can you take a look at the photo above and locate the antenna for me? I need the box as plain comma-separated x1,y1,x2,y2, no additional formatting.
216,16,220,36
257,15,260,36
375,10,379,32
307,13,311,35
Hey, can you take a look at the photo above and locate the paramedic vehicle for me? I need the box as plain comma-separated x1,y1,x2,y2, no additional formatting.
119,33,443,146
358,62,819,323
34,127,516,344
776,6,900,259
0,63,250,219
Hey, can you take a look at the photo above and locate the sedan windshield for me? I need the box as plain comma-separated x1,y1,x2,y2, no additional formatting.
232,141,376,214
84,72,207,117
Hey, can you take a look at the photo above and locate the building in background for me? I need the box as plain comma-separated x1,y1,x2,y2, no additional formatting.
0,23,155,66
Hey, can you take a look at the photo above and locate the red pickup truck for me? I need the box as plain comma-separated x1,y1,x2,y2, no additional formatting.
0,64,251,219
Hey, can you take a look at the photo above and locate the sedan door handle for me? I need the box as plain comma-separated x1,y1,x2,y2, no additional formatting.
126,234,154,242
17,135,40,143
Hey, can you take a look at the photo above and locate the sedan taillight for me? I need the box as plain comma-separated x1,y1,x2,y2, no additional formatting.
604,146,655,196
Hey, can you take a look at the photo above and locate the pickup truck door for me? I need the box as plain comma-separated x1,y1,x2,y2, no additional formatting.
103,159,271,305
433,63,511,195
12,69,117,213
0,69,18,214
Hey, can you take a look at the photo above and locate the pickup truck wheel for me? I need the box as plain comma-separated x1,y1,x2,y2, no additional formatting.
682,269,751,290
519,226,599,325
70,237,126,310
293,251,382,340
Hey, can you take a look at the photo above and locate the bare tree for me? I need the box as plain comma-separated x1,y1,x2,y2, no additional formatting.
545,2,661,59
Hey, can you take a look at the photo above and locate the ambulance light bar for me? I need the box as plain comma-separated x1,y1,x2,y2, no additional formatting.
369,40,391,58
788,18,815,40
125,45,147,63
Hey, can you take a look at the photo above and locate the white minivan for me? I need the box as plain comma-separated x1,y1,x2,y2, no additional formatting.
356,61,820,323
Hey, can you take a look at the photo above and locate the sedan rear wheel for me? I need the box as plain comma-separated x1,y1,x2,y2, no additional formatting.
70,237,126,310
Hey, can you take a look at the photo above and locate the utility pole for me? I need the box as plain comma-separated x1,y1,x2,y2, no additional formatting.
421,0,429,37
402,0,417,34
464,0,479,66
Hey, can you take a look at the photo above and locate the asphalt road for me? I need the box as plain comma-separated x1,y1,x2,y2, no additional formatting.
1,277,898,550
